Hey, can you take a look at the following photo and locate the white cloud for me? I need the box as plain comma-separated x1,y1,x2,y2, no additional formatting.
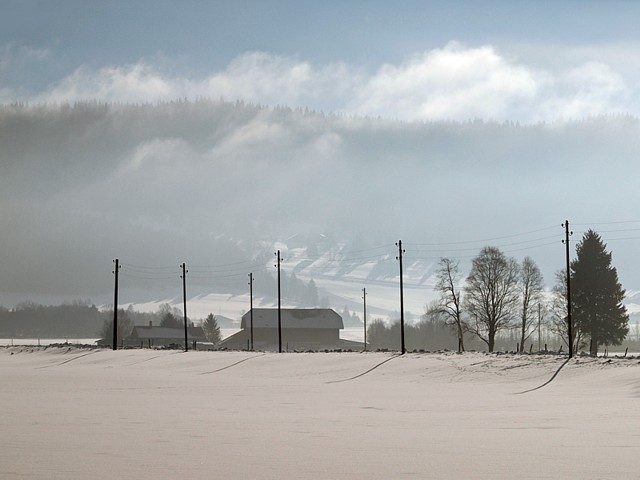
34,64,178,104
204,52,313,105
535,62,630,121
19,44,639,123
351,43,542,121
211,113,291,156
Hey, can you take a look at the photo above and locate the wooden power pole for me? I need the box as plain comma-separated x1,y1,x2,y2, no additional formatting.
112,259,120,351
396,240,406,355
563,220,573,359
248,272,254,351
181,262,188,352
362,287,367,352
275,250,282,353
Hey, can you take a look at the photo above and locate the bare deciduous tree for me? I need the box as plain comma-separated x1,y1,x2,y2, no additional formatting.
426,257,466,352
464,247,520,352
100,308,134,343
518,256,544,353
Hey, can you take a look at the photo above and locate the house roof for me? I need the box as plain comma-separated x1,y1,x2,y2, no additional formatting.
240,308,343,330
129,326,205,341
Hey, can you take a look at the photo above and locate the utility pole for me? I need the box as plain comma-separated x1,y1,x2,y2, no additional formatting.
181,262,188,352
396,240,406,354
362,287,367,352
248,272,254,351
275,250,282,353
112,259,120,351
563,220,573,358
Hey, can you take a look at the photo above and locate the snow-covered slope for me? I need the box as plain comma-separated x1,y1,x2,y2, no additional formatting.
128,235,441,325
3,347,639,479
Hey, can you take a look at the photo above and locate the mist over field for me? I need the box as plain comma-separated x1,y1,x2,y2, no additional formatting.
4,2,640,320
2,101,640,313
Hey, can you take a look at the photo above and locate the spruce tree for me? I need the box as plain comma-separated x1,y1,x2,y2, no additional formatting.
202,313,221,344
571,230,629,355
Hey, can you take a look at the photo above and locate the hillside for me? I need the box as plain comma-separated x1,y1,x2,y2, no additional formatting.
4,102,640,313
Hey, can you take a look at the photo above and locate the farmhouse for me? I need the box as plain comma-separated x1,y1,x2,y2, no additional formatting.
218,308,352,351
127,324,206,348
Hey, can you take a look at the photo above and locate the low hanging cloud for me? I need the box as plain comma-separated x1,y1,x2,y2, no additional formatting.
34,64,178,104
3,98,640,303
351,43,542,121
536,62,630,121
9,42,637,123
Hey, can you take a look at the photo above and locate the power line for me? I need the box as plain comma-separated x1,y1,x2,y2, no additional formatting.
405,224,558,246
572,220,640,226
121,263,177,271
120,272,179,281
408,234,559,254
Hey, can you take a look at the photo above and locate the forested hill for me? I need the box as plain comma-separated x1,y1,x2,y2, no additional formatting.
3,101,640,307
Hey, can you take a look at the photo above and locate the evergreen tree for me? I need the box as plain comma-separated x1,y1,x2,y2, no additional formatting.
158,303,182,328
202,313,221,344
303,279,320,306
341,306,352,326
571,230,629,355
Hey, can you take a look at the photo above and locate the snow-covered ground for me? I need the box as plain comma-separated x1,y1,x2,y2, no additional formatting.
1,348,638,479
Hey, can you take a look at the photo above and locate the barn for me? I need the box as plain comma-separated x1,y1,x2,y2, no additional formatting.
218,308,351,351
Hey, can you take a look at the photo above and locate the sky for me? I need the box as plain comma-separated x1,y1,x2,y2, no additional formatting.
2,1,640,311
3,1,640,121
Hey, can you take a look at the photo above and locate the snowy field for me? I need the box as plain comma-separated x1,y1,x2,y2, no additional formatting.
1,348,639,479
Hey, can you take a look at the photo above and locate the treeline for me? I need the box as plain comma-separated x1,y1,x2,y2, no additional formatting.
0,300,230,341
367,319,484,352
0,301,196,339
420,230,630,355
0,301,103,338
367,319,564,353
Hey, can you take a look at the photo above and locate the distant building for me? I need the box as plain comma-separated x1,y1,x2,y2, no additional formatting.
126,323,206,348
218,308,358,351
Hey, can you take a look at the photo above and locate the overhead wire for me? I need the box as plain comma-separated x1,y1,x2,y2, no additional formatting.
114,220,640,298
405,224,558,247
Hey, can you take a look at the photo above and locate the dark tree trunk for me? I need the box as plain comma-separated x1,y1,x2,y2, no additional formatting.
457,323,465,353
488,327,496,352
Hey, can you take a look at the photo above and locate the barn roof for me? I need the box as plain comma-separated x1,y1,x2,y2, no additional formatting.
240,308,343,330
